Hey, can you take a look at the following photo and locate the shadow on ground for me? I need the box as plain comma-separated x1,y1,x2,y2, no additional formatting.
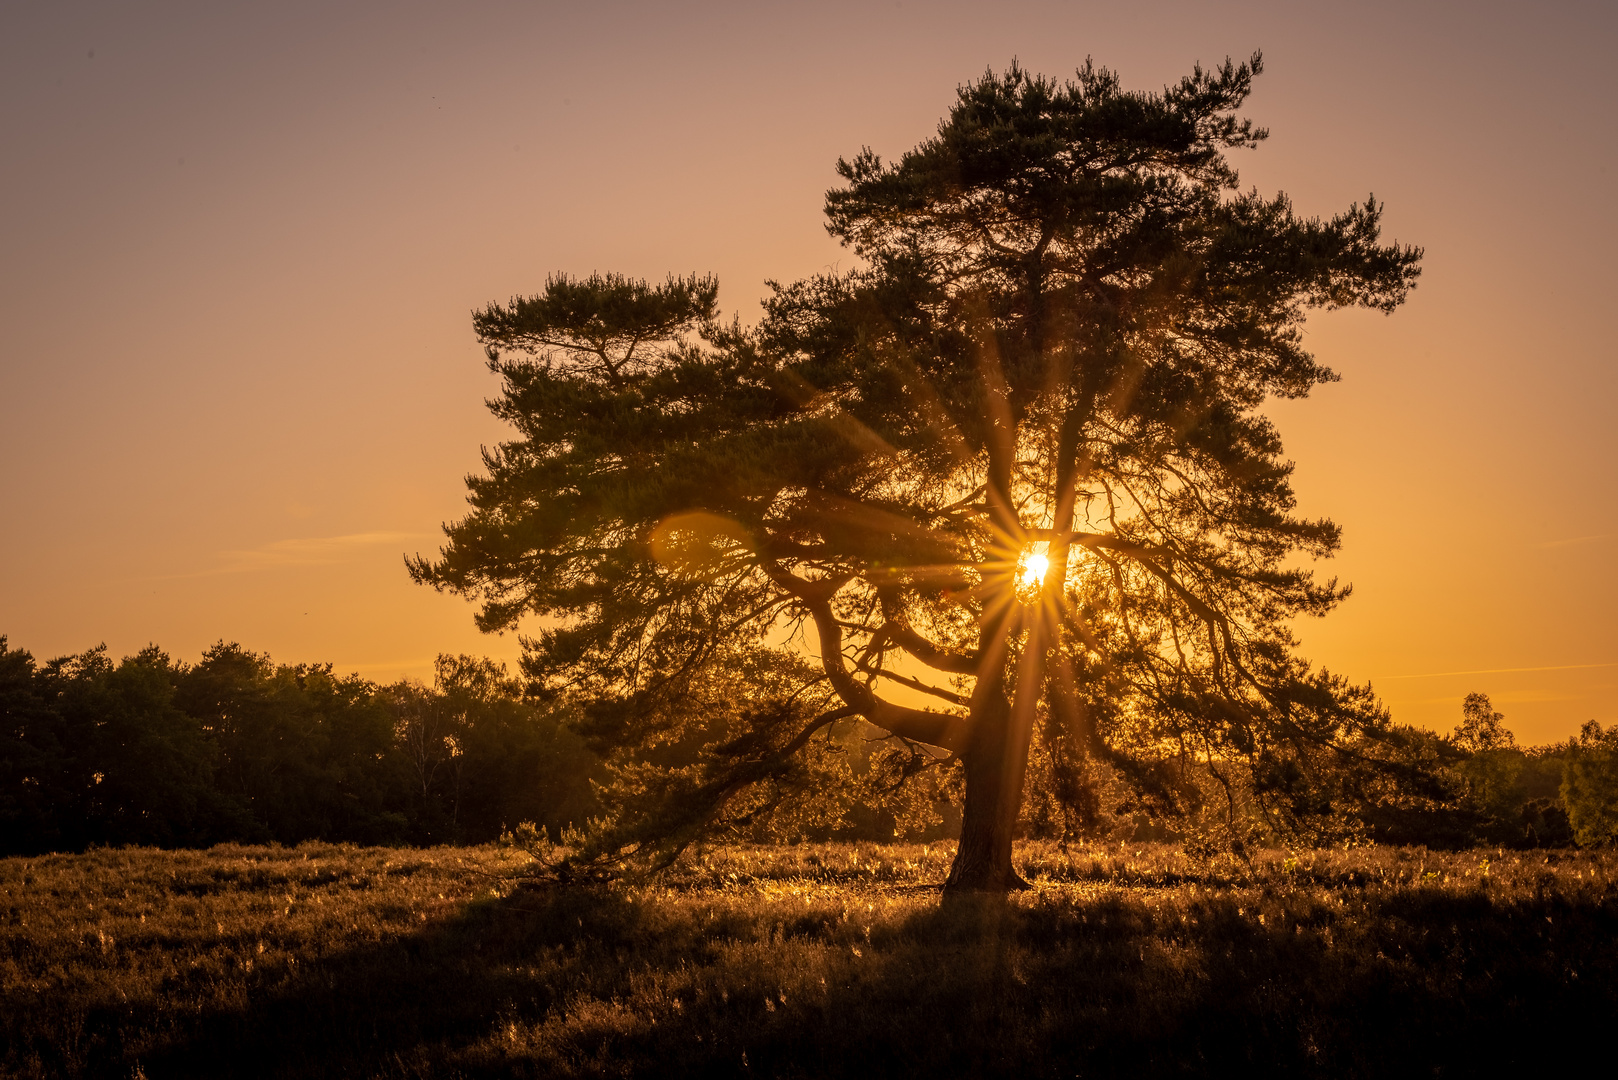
101,876,1618,1078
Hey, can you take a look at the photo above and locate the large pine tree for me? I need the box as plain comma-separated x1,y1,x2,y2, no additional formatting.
411,55,1423,891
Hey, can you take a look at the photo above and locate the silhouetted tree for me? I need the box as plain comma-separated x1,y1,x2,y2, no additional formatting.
387,679,462,836
0,637,80,854
430,654,601,844
53,645,231,847
416,55,1422,890
174,643,402,843
1,640,254,851
1447,691,1523,834
1439,693,1575,847
1454,692,1516,752
1564,720,1618,847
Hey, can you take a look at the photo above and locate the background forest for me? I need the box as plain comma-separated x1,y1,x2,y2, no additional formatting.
0,637,595,854
5,635,1616,858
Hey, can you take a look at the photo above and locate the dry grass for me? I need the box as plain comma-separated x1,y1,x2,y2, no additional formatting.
4,841,1616,1078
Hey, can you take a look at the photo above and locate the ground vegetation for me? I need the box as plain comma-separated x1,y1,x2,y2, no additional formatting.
3,841,1615,1078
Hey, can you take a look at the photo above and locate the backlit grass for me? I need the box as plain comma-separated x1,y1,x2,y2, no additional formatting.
4,842,1616,1077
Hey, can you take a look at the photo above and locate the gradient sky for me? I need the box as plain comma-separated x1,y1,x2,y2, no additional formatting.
3,0,1614,744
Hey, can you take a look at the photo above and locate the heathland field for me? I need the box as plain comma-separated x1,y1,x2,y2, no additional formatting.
4,842,1616,1078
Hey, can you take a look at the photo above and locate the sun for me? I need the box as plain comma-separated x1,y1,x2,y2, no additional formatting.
1019,551,1049,589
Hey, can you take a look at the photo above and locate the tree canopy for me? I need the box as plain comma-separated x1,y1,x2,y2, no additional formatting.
411,54,1425,891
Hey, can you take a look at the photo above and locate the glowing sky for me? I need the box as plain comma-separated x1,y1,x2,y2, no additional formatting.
2,1,1614,743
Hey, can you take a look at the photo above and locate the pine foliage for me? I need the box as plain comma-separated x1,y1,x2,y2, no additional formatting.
412,56,1428,877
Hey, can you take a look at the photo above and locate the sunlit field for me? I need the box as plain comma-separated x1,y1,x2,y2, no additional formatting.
5,842,1616,1078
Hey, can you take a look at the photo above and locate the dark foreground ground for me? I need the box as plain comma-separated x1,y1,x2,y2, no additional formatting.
3,841,1615,1078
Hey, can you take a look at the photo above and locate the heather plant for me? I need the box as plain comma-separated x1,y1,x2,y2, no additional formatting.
4,841,1617,1078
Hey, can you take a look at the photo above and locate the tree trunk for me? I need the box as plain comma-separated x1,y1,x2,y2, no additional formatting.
944,378,1042,895
944,656,1037,894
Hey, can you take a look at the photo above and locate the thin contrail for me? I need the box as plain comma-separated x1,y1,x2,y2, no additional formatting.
143,531,436,579
1538,532,1615,549
1376,662,1618,680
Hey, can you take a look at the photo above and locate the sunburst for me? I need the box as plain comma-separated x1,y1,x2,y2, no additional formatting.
1019,550,1049,591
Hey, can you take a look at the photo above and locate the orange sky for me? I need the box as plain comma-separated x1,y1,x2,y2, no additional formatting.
2,1,1614,744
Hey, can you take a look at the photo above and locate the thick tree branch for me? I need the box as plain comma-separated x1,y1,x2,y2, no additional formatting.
777,704,859,758
853,654,970,706
755,557,964,750
876,622,981,675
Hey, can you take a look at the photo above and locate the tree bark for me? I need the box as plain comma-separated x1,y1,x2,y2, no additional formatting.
944,690,1033,893
944,613,1045,894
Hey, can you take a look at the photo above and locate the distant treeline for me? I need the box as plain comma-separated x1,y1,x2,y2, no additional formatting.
3,636,1617,854
0,637,599,856
1015,693,1618,853
1392,692,1618,850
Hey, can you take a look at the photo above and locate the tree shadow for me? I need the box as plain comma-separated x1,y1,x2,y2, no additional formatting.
123,883,647,1078
112,880,1618,1079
